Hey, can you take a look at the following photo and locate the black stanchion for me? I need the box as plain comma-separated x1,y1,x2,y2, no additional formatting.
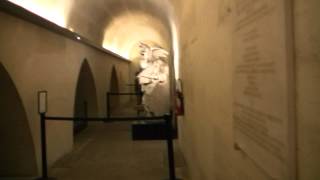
165,114,180,180
84,101,88,118
40,113,48,179
36,113,55,180
106,92,110,118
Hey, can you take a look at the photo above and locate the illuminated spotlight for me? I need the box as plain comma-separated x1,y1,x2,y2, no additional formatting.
76,36,81,40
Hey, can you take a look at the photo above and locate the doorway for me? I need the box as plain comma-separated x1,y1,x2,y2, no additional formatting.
73,59,98,134
0,63,37,177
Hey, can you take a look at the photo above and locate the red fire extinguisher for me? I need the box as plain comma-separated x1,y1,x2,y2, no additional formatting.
175,91,184,115
175,79,184,116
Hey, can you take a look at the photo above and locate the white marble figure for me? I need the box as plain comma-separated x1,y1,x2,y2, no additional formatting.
137,42,170,116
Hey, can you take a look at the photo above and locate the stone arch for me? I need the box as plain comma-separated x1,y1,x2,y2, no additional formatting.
73,59,98,134
0,63,37,177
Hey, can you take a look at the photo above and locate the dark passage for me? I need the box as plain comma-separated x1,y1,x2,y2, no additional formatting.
73,59,98,134
0,63,37,177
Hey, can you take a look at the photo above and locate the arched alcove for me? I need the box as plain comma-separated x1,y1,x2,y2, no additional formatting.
109,65,120,110
0,63,37,177
73,59,98,134
109,65,119,93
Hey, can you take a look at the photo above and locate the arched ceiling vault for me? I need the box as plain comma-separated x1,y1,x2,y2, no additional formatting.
8,0,178,62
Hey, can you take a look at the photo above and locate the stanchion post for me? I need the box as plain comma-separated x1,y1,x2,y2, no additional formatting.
84,101,88,118
165,114,177,180
40,112,48,179
37,91,52,179
107,92,111,119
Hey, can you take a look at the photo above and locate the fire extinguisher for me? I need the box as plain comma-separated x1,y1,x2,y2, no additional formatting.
175,91,184,115
175,79,184,115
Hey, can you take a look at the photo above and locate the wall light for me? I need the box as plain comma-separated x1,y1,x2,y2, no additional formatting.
38,91,48,114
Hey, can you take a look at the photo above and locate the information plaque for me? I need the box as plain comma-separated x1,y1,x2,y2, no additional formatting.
232,0,295,179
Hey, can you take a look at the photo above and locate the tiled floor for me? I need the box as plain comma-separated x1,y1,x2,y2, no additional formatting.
50,122,171,180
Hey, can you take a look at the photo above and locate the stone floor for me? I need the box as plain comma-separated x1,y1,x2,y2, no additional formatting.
50,121,184,180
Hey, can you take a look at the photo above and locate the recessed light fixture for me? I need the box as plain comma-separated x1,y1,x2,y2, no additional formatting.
76,36,81,40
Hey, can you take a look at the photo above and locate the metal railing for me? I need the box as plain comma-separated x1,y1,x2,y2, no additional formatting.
106,92,143,118
37,91,179,180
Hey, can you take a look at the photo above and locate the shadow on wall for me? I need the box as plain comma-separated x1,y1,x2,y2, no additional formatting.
73,59,98,134
0,63,37,177
109,65,119,110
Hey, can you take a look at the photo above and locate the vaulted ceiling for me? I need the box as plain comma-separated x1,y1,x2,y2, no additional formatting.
8,0,178,61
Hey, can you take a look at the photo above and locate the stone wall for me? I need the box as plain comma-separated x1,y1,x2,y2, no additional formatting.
294,0,320,179
174,0,320,179
0,11,130,176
